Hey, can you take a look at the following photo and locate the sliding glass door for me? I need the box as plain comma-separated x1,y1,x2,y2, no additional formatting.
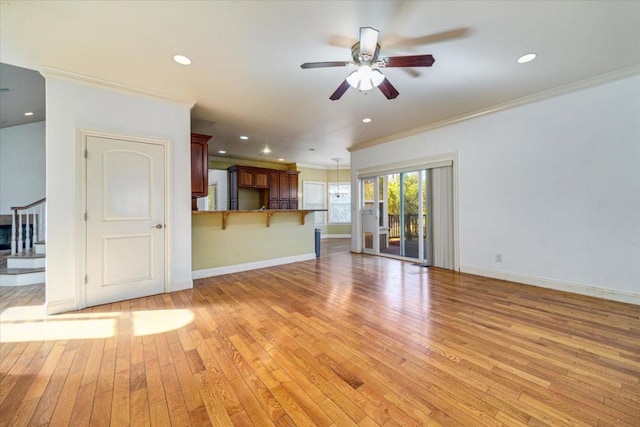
361,165,453,268
372,170,426,262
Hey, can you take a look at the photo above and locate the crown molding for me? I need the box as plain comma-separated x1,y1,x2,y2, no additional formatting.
39,66,197,108
208,154,296,169
297,162,351,170
349,64,640,153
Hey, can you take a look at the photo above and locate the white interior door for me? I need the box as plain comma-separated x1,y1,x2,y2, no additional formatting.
86,135,165,307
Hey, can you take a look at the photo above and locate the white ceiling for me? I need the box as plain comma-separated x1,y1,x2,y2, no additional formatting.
1,1,639,167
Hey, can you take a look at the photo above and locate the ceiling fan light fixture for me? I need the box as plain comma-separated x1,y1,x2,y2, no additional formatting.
370,69,385,87
346,65,385,91
346,69,361,88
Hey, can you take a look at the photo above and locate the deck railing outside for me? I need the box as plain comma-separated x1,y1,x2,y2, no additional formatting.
388,214,426,240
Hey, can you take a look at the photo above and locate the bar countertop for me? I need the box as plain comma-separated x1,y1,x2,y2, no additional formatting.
192,209,327,229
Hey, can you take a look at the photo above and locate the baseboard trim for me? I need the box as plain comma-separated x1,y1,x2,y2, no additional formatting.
192,253,317,279
46,298,77,315
171,280,193,292
321,234,351,239
460,265,640,305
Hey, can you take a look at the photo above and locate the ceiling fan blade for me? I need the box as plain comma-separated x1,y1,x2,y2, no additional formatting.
378,78,399,100
381,54,435,68
384,28,470,48
301,61,351,69
329,80,351,101
359,27,379,59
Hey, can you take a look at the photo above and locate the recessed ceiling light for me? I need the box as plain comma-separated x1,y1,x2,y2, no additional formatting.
218,150,227,154
517,53,537,64
278,158,285,162
240,136,249,140
362,117,372,123
262,146,271,154
24,112,34,116
173,54,192,65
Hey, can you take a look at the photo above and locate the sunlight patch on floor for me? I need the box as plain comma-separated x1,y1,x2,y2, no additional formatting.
0,305,194,342
0,318,116,342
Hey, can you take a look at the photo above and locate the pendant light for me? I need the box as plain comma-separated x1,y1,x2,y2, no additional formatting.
330,158,346,198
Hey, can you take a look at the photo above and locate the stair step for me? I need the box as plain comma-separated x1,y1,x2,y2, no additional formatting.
0,267,45,286
7,249,45,269
0,267,45,275
0,246,46,286
34,241,46,255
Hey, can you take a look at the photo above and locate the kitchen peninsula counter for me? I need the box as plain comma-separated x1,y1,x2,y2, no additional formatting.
192,209,323,229
192,209,326,278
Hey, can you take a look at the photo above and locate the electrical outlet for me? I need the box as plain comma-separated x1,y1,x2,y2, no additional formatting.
495,254,503,263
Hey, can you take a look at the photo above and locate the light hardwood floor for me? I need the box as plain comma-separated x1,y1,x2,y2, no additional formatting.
0,239,638,426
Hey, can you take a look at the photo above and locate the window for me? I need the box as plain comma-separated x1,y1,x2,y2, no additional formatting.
303,181,327,224
329,182,351,223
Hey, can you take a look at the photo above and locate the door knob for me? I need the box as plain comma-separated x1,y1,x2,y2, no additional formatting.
151,224,164,229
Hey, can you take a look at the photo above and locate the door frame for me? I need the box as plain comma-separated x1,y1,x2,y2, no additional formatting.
75,128,171,309
355,152,460,271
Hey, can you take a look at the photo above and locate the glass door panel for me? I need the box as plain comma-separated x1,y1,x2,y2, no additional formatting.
420,170,428,264
401,171,420,259
378,176,388,251
362,178,376,252
380,173,400,256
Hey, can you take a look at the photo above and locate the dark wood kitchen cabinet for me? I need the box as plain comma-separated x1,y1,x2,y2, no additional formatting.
288,173,298,209
191,133,210,210
289,173,298,200
228,165,299,210
254,170,269,188
268,171,280,209
238,168,254,187
233,166,270,189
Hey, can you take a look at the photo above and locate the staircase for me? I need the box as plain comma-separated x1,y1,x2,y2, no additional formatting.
0,198,46,287
0,241,46,286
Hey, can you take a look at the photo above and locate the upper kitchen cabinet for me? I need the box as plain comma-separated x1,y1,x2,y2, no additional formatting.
191,133,211,206
228,165,299,210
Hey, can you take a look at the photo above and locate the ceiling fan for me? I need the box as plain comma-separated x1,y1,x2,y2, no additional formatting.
301,27,435,100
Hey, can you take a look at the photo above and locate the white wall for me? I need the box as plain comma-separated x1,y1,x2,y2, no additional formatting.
45,76,193,314
0,121,46,214
351,75,640,303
